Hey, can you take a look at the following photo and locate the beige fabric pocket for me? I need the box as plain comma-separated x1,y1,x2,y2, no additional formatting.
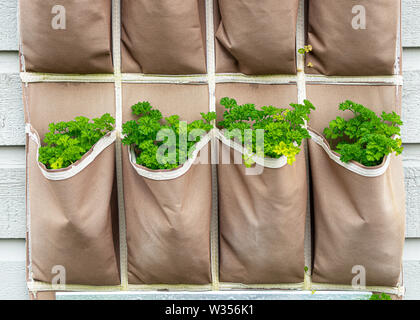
23,83,119,285
122,143,212,284
218,140,306,284
215,0,298,75
121,83,212,284
27,127,120,285
19,0,113,74
308,134,405,287
306,0,400,76
121,0,207,74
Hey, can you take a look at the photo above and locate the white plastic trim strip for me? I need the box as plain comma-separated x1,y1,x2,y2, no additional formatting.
306,74,403,86
20,72,116,83
128,132,212,181
27,280,213,293
122,73,208,84
205,0,220,292
20,72,404,86
308,130,392,178
215,73,297,84
215,129,288,169
296,0,312,291
111,0,129,291
25,124,116,181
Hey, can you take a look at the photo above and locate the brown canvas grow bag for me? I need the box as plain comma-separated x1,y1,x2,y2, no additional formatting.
217,136,306,284
121,0,207,74
215,0,298,75
308,132,405,287
19,0,113,74
306,0,400,76
120,83,211,284
122,138,212,285
23,83,119,286
26,127,120,285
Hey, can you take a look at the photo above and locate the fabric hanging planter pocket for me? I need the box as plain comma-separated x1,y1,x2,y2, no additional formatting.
216,131,307,285
215,0,299,75
121,0,207,74
308,129,405,287
122,135,213,285
19,0,114,74
306,0,401,76
26,125,120,286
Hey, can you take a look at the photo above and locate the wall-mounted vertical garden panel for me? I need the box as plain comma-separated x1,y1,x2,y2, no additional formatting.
16,0,408,298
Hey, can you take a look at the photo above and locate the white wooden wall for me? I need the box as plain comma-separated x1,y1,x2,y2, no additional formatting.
0,0,419,300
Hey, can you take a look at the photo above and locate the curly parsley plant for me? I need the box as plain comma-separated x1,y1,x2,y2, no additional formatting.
218,97,315,166
323,100,403,167
38,113,115,169
122,101,216,170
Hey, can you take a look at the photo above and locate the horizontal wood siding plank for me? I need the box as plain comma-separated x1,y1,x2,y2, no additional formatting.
0,73,24,145
0,0,18,51
0,261,28,300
